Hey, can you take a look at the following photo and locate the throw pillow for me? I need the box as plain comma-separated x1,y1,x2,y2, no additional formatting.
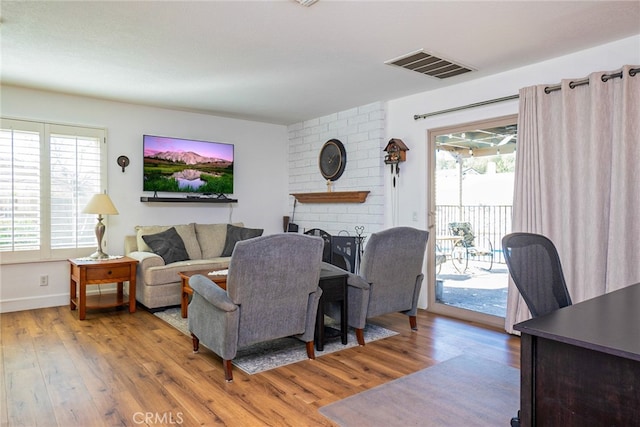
221,224,264,257
142,227,190,264
135,223,201,260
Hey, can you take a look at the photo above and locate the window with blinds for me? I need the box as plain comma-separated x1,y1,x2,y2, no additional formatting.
0,124,41,252
0,118,106,263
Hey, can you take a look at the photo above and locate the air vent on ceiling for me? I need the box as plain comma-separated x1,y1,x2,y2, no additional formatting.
385,50,474,79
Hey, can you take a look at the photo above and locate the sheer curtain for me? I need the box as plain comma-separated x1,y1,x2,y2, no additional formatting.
506,65,640,333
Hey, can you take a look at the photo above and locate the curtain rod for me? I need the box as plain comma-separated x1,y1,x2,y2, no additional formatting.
543,66,639,93
414,66,639,120
413,95,519,120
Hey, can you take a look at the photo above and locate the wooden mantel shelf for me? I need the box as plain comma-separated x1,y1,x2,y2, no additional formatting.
290,191,370,204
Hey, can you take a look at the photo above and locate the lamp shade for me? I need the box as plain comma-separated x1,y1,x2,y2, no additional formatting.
82,193,119,215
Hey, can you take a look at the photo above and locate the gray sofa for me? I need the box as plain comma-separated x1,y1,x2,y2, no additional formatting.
125,222,254,309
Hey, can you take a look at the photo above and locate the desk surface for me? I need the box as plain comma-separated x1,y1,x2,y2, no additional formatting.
515,282,640,362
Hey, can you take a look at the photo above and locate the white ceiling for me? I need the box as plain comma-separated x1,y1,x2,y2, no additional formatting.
2,1,639,125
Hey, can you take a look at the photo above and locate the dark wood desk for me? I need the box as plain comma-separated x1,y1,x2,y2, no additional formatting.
315,267,348,351
514,283,640,426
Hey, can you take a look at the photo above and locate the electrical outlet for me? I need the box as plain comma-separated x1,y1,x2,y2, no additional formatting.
40,275,48,286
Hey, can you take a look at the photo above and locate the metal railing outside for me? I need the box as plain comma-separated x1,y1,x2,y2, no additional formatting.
436,205,512,264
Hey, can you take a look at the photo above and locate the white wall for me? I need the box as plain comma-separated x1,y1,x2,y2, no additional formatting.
0,86,288,312
386,35,640,309
287,102,385,238
3,35,638,313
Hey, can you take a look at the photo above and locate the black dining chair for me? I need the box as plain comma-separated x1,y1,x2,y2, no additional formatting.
502,232,572,318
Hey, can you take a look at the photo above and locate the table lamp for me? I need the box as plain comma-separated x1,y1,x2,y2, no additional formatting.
83,193,119,259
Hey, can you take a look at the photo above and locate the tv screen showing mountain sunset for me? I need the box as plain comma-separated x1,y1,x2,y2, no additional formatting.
143,135,234,195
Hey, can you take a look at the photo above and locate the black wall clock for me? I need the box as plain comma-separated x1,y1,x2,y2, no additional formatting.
319,139,346,181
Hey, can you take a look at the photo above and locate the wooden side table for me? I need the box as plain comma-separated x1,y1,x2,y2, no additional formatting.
69,257,138,320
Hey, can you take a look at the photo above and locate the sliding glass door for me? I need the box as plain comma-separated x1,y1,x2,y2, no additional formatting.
427,115,517,327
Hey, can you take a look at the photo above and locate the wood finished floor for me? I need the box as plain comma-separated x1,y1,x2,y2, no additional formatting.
0,305,520,427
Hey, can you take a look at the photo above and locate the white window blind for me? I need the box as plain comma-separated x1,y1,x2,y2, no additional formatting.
0,123,42,252
0,118,107,263
50,126,103,249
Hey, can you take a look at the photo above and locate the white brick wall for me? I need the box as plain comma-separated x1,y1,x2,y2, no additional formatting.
287,102,386,240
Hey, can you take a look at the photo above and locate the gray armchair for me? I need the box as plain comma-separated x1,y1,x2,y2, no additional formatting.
188,233,324,382
326,226,428,345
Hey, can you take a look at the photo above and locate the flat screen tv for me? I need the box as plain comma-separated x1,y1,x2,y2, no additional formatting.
143,134,234,195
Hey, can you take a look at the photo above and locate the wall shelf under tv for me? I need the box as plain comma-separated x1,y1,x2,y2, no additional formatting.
140,196,238,203
290,191,369,203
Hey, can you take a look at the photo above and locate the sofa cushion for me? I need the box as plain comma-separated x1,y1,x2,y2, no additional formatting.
195,222,245,258
196,223,229,259
136,223,202,260
142,227,190,264
221,224,264,257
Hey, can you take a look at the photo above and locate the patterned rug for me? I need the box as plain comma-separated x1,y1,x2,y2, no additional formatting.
154,307,398,375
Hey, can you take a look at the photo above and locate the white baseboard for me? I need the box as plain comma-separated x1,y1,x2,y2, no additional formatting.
0,287,119,313
0,293,69,313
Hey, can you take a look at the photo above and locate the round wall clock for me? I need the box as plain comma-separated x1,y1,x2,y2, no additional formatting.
319,139,346,181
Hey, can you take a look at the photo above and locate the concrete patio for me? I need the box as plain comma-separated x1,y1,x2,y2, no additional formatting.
435,261,509,318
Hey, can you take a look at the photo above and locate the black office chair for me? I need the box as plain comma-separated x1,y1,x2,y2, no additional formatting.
503,232,573,427
502,232,572,318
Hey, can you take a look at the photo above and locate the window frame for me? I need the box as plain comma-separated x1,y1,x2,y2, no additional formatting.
426,114,517,329
0,117,108,264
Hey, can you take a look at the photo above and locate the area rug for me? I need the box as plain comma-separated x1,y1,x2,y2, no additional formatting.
319,354,519,426
154,307,397,375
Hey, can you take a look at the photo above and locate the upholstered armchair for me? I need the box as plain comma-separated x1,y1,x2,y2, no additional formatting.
325,226,428,345
188,233,324,382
